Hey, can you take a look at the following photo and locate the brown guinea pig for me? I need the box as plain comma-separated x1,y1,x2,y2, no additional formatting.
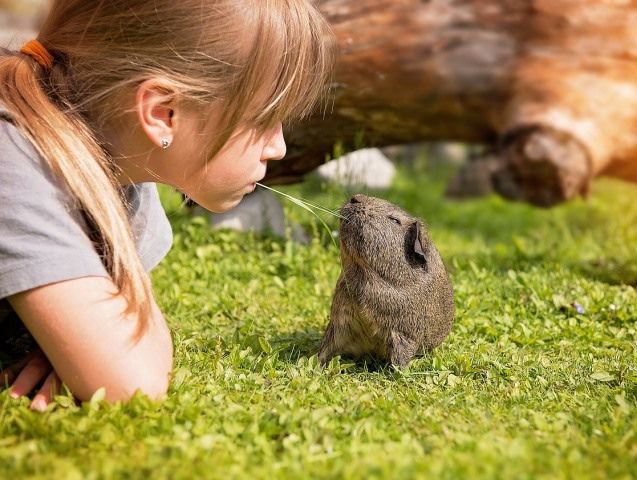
317,194,455,368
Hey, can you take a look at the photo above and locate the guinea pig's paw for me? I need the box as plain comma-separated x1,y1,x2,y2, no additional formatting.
317,346,335,367
387,331,419,369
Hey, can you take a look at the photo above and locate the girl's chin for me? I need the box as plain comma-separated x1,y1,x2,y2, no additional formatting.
210,195,244,213
191,188,253,213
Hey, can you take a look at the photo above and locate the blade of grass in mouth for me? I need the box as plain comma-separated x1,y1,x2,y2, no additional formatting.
256,183,342,249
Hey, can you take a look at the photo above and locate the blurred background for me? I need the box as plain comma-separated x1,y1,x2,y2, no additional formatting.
4,0,637,212
0,0,47,48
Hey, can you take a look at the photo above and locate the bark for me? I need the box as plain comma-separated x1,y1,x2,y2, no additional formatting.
266,0,637,206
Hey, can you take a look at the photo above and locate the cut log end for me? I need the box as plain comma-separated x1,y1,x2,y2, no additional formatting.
492,126,592,207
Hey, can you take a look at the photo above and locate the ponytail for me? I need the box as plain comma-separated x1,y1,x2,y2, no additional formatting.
0,47,153,334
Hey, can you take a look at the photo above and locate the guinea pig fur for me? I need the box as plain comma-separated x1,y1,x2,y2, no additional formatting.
317,194,455,368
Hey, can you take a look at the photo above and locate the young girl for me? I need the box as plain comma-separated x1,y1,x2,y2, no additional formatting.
0,0,335,411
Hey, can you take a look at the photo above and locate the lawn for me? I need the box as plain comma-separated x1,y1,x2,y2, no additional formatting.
1,153,636,479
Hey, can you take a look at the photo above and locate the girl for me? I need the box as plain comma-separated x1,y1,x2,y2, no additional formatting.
0,0,335,410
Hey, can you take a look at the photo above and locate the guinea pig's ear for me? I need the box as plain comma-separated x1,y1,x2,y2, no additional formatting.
411,221,427,266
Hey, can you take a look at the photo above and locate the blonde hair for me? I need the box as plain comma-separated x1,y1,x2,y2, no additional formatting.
0,0,336,332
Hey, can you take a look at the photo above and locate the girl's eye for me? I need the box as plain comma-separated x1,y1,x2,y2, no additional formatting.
388,216,401,225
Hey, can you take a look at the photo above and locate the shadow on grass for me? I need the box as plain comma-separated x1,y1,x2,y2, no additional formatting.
575,259,637,287
271,329,322,363
270,328,432,375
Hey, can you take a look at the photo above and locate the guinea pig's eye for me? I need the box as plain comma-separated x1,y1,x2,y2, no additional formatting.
388,215,401,225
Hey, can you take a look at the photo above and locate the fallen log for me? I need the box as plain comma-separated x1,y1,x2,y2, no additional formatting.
267,0,637,206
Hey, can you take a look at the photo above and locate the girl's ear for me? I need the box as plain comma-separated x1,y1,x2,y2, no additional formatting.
136,78,178,148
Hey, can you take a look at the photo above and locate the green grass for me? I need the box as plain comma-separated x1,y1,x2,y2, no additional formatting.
1,154,636,479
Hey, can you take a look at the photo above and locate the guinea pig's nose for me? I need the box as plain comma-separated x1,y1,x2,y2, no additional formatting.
350,194,364,204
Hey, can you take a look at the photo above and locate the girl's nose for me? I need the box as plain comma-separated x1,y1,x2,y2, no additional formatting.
262,122,286,162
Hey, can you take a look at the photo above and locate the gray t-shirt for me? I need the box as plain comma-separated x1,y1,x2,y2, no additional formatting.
0,105,173,360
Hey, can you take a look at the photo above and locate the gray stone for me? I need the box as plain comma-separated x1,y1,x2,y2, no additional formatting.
427,142,469,166
316,148,396,189
205,188,309,243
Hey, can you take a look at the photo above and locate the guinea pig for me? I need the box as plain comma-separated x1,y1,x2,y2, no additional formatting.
317,194,455,368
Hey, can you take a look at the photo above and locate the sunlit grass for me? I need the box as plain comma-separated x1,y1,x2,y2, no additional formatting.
1,152,636,479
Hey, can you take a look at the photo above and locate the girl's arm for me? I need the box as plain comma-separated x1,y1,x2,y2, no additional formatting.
7,276,173,403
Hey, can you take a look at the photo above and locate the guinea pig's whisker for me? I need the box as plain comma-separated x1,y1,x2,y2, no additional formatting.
256,183,345,219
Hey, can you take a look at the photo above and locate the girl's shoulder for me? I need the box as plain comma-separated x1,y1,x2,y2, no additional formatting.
0,104,61,198
0,104,172,301
0,103,59,182
0,106,109,300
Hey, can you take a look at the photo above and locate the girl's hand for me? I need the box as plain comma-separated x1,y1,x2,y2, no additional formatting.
1,348,61,411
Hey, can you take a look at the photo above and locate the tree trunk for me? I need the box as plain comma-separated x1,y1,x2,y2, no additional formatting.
267,0,637,206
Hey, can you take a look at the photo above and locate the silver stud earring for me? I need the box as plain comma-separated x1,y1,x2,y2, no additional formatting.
161,138,171,149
